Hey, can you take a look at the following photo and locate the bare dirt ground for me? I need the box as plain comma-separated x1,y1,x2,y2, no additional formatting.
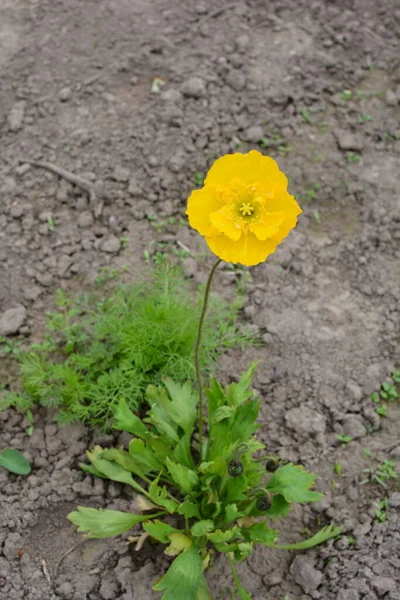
1,1,399,599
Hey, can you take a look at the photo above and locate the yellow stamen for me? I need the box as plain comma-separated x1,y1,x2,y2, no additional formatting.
239,203,254,216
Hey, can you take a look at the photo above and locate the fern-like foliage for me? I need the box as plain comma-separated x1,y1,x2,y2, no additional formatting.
2,259,255,429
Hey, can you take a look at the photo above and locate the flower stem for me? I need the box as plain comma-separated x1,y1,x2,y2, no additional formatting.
227,554,252,599
195,258,221,461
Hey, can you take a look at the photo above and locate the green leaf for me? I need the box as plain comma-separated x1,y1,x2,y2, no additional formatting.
163,378,198,434
225,476,248,504
129,438,163,472
165,533,193,556
272,524,343,550
0,448,31,475
240,522,278,545
234,542,253,561
149,479,179,513
86,447,145,494
225,362,258,408
229,400,260,444
67,506,153,538
143,520,181,543
213,406,234,423
199,457,226,477
153,547,203,600
191,520,214,537
224,504,240,526
267,463,323,503
266,494,291,520
80,463,108,479
178,502,201,520
206,379,225,414
173,433,195,469
146,385,179,443
113,398,149,438
207,528,237,544
166,457,199,494
100,447,150,479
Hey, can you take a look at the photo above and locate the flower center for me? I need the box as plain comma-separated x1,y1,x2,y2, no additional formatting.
239,202,254,217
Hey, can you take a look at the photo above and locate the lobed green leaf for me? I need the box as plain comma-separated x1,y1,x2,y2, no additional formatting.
67,507,154,538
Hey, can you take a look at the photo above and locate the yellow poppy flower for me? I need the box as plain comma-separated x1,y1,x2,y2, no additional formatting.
186,151,302,266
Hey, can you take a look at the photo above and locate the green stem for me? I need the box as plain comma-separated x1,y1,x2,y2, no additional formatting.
195,259,222,461
227,554,252,600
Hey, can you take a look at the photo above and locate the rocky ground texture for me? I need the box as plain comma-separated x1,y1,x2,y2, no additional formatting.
1,0,400,599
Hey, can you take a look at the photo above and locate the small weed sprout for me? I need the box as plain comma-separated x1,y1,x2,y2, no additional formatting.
359,113,372,124
346,152,361,164
361,459,398,488
340,89,353,100
300,108,312,124
194,171,205,187
335,434,353,447
374,498,388,523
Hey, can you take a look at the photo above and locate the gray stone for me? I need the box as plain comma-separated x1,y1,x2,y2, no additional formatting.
346,381,363,402
38,210,53,223
338,590,360,600
3,532,23,560
244,125,264,143
389,492,400,508
35,271,53,286
161,88,183,104
225,69,246,91
181,257,197,278
236,34,250,52
99,577,119,600
181,77,207,98
371,576,396,596
101,235,121,253
78,211,94,228
10,203,24,218
59,86,72,102
285,406,326,435
335,131,364,151
56,582,74,599
290,555,322,594
385,89,398,106
23,286,42,301
128,178,142,196
58,254,74,277
0,305,27,336
342,415,366,439
4,176,17,193
7,101,26,131
113,166,130,182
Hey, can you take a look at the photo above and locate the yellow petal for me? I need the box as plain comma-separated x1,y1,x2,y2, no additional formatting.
209,204,242,241
186,187,221,237
205,151,288,191
251,211,285,241
272,212,300,244
265,191,302,218
205,232,278,266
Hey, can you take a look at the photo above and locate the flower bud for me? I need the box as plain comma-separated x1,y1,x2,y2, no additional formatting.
256,495,272,511
265,458,279,473
228,459,244,477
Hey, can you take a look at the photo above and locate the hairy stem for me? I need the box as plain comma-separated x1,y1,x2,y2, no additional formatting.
227,554,252,600
195,259,221,461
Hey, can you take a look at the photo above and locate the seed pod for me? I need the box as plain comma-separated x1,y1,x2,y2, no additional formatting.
228,459,244,477
256,495,272,511
265,459,279,473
